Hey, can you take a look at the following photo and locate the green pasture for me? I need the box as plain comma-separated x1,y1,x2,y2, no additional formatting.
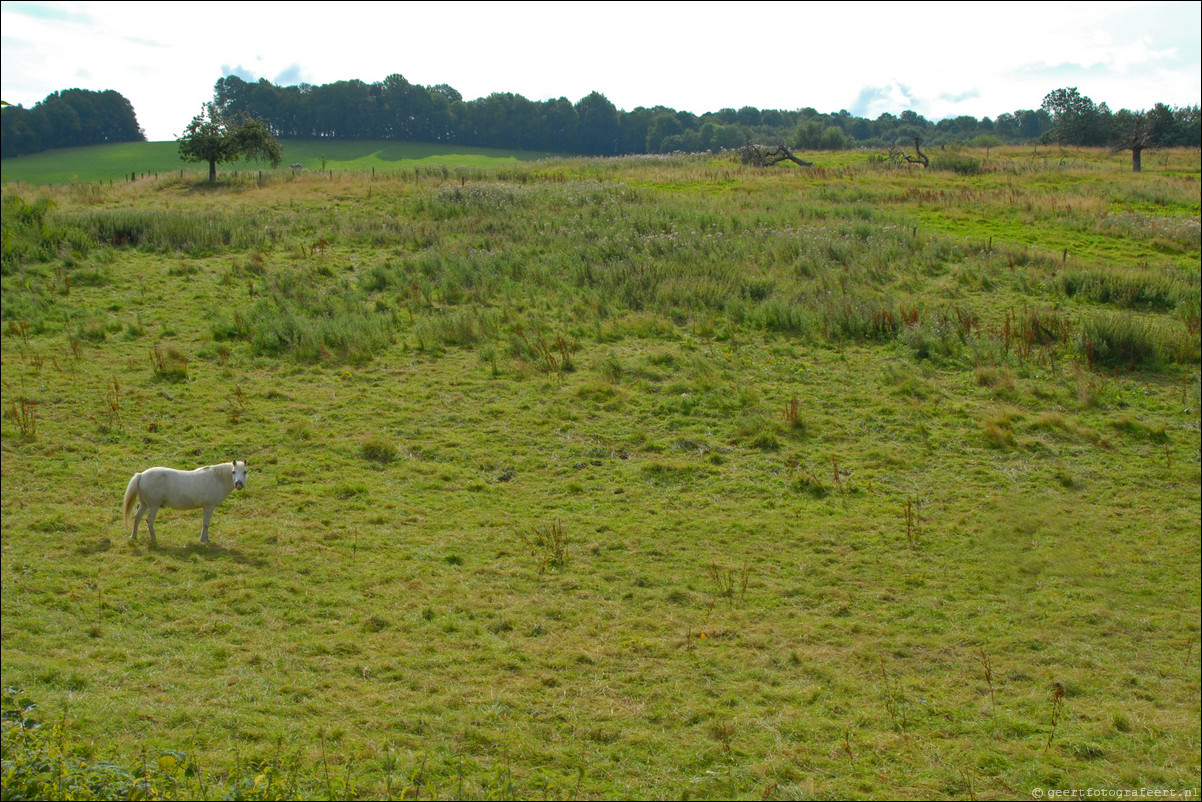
1,148,1199,800
0,139,558,185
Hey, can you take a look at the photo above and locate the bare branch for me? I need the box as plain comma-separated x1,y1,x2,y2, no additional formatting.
901,136,929,167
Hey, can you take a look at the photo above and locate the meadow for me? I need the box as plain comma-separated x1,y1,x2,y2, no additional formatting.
1,144,1200,800
0,139,558,186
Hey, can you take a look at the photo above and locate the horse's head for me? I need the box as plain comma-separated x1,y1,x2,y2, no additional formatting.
232,459,248,490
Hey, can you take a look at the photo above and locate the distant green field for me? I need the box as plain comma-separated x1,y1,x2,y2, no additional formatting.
1,139,559,185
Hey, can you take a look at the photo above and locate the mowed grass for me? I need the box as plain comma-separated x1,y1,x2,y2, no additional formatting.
1,139,559,185
1,147,1200,800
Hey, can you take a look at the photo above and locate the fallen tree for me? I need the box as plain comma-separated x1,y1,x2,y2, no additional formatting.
738,140,814,167
882,136,930,168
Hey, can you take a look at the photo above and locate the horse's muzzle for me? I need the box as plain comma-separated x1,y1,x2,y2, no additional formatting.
234,481,244,490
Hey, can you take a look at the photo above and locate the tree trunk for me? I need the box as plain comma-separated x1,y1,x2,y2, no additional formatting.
1131,146,1142,173
208,158,218,182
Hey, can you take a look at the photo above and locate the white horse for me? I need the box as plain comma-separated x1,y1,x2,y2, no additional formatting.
123,460,247,544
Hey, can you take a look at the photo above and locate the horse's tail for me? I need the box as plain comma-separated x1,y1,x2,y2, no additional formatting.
123,472,141,530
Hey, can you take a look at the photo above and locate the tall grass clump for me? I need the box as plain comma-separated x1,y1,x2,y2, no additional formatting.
1061,267,1190,313
413,307,500,350
62,208,268,254
1078,312,1197,370
819,295,916,343
1,194,93,271
215,271,395,363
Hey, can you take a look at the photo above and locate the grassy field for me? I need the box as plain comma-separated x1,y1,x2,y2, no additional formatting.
1,145,1200,800
0,139,559,185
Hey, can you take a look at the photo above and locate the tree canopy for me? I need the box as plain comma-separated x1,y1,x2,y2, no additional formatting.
178,104,283,182
0,88,143,158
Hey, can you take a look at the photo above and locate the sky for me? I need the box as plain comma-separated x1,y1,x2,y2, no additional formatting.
2,1,1199,142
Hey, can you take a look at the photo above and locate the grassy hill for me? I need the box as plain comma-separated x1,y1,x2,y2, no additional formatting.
1,139,560,185
1,147,1199,800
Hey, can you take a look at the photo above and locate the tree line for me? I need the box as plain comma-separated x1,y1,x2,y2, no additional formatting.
3,76,1197,160
206,75,1202,155
207,73,1063,154
1,89,144,158
1040,87,1198,148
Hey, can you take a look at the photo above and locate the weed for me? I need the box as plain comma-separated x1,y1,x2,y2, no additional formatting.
788,456,830,498
709,719,736,754
879,660,910,734
94,376,122,432
978,647,996,710
782,395,805,432
842,730,856,763
904,495,922,546
519,520,570,573
510,327,575,374
151,343,188,382
6,319,33,345
830,454,852,490
6,396,38,440
227,384,247,424
1046,682,1066,752
707,562,750,606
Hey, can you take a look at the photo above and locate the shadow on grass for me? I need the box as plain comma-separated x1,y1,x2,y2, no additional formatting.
183,178,252,194
132,539,266,567
75,537,114,556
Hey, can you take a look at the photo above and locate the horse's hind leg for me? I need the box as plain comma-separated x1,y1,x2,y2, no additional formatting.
144,505,159,544
131,504,144,541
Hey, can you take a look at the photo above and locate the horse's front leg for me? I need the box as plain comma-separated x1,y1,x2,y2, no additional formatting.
201,506,214,543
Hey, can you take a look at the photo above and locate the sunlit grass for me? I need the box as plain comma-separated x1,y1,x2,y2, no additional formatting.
2,147,1199,800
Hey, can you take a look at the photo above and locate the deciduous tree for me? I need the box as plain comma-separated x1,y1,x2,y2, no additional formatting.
178,104,283,182
1041,87,1111,146
1111,109,1153,172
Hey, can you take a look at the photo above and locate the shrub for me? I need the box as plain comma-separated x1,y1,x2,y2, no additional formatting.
931,154,984,176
